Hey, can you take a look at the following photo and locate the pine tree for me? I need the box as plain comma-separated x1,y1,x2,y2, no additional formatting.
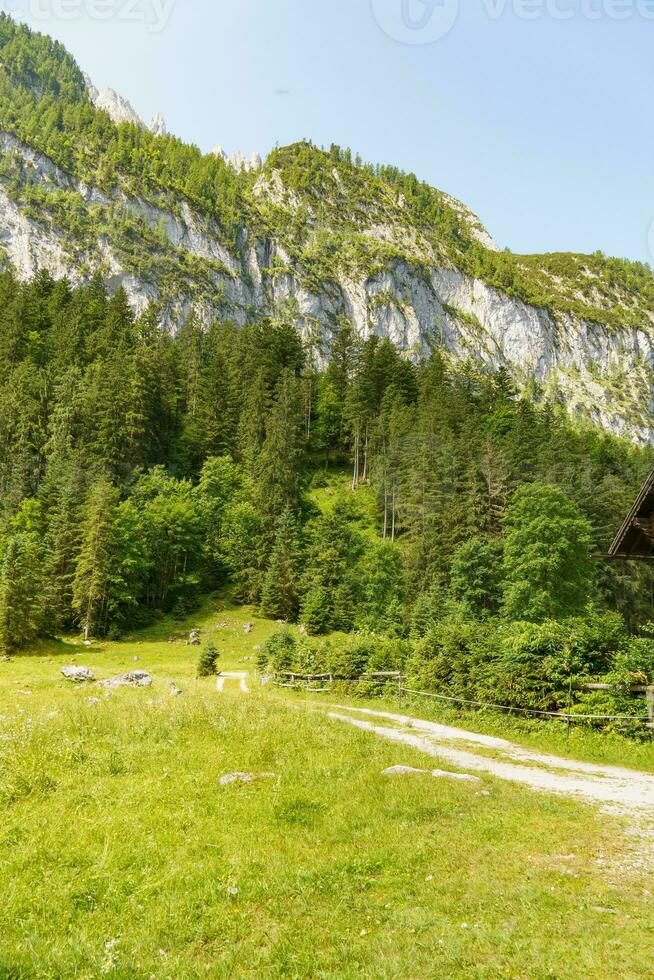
450,537,503,619
0,501,46,650
72,479,120,638
255,370,306,522
301,502,362,633
261,509,303,621
198,641,220,677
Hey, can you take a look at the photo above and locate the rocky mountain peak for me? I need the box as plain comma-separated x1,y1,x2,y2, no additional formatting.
149,112,167,138
211,145,262,172
84,72,166,136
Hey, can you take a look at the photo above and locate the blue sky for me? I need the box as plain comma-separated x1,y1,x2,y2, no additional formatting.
7,0,654,263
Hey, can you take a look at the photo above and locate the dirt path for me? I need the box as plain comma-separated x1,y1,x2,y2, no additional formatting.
326,705,654,814
217,672,250,694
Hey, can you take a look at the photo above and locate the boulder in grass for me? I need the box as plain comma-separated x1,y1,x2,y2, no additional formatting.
219,772,276,787
383,765,481,783
189,629,201,646
61,666,95,683
383,765,431,777
102,671,153,689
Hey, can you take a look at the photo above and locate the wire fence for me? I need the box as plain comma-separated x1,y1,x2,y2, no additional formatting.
272,673,653,726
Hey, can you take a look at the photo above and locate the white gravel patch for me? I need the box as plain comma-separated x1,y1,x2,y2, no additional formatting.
327,706,654,814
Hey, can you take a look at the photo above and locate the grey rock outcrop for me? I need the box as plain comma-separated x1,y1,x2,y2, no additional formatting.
149,112,167,137
383,765,481,783
219,772,276,786
102,671,153,689
61,666,95,683
0,99,651,443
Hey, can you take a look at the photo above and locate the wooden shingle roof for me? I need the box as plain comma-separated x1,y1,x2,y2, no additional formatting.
608,470,654,561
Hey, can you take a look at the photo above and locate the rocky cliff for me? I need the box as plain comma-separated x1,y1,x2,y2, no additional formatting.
0,15,652,443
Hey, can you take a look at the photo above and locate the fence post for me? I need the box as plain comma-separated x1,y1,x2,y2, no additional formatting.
647,687,654,741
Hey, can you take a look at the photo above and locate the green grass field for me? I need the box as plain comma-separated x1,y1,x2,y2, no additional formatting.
2,599,653,978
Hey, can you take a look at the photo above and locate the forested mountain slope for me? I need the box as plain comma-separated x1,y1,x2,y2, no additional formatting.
0,16,652,441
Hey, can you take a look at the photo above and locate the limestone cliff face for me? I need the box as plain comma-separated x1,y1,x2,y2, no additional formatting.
83,73,166,136
0,127,651,443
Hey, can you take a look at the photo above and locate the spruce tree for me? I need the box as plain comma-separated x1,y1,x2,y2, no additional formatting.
0,503,46,651
261,509,303,621
198,641,220,678
255,370,306,522
72,479,120,639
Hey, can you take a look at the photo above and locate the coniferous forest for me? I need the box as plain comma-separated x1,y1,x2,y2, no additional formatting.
2,269,654,727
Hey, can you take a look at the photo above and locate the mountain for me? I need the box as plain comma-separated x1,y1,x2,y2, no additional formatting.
0,15,652,442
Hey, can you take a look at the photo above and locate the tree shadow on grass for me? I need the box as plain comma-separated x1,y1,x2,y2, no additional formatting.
6,636,100,660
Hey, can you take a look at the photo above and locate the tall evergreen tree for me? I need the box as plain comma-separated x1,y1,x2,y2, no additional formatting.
261,508,303,621
72,479,120,638
0,500,46,650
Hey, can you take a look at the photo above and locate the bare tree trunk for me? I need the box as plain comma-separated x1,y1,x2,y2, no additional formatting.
305,381,312,439
391,478,397,543
383,469,388,541
352,431,360,490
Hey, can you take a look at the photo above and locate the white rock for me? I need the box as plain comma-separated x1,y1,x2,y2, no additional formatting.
383,765,431,777
102,671,153,689
219,772,276,786
90,84,144,128
61,666,95,683
382,765,481,783
149,112,167,137
1,116,652,443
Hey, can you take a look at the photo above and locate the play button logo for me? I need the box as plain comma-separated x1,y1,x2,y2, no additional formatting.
371,0,459,44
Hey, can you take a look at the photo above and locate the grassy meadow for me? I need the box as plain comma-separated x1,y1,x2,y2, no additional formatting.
2,599,654,978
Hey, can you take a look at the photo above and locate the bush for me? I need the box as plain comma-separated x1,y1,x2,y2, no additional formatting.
301,587,331,636
257,627,297,673
197,642,220,678
409,586,445,638
405,612,650,719
325,633,376,679
367,637,412,674
407,618,498,702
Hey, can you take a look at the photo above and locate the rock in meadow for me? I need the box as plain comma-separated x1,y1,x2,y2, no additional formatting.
61,666,95,683
219,772,276,787
383,765,481,783
102,671,153,689
383,765,431,777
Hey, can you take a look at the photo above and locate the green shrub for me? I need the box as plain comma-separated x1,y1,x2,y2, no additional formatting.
257,627,297,673
197,642,220,678
301,587,331,636
325,633,376,679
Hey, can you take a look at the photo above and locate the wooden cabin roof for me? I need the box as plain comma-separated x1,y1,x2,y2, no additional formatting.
608,470,654,560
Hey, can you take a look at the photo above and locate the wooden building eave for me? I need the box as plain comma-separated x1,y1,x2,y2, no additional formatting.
608,470,654,560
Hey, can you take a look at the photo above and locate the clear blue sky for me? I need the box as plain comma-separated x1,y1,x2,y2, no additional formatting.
8,0,654,263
